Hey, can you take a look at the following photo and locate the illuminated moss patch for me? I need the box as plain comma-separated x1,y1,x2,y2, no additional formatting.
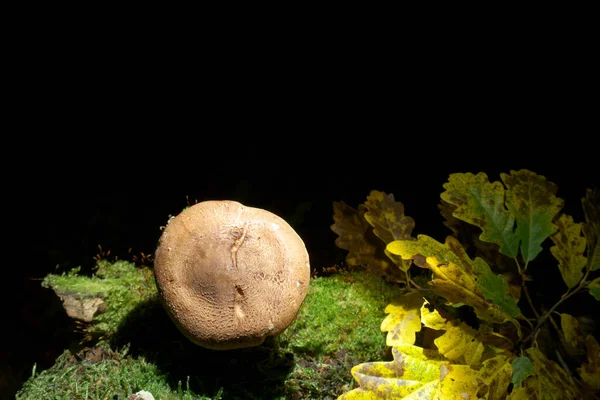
21,262,401,399
42,260,157,340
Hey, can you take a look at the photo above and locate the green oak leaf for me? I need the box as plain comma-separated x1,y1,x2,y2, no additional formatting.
589,277,600,301
441,172,519,258
511,356,533,387
550,214,587,289
501,170,564,262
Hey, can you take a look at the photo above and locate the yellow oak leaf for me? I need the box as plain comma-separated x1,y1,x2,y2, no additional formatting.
551,214,587,289
560,313,582,348
420,298,448,330
525,346,581,399
363,190,415,273
338,345,446,399
507,375,541,400
380,291,423,346
437,363,479,400
364,190,415,244
434,321,484,366
478,355,513,400
387,235,521,327
578,334,600,390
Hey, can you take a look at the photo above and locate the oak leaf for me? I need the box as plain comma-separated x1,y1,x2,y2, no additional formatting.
364,190,415,273
437,364,479,399
331,201,403,281
560,313,582,348
434,321,484,366
420,298,448,330
339,344,513,400
441,172,519,258
550,214,587,289
588,277,600,301
582,188,600,271
501,170,563,262
507,374,540,400
578,334,600,390
511,356,533,387
338,345,446,399
478,355,513,400
380,291,423,346
522,346,581,399
387,235,522,326
364,190,415,244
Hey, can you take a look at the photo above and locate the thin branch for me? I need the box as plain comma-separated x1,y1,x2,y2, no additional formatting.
521,268,590,344
514,257,540,320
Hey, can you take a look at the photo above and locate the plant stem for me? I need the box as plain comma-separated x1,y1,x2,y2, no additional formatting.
522,267,590,345
514,257,540,320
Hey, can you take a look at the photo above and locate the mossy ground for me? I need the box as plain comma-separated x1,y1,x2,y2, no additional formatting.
18,261,402,399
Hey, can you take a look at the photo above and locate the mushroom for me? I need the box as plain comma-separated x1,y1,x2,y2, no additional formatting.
154,200,310,350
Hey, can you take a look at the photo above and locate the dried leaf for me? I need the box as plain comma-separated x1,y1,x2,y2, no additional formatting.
550,214,587,289
331,201,402,281
380,291,423,346
331,201,377,261
582,188,600,271
387,235,522,326
441,172,519,258
501,170,564,262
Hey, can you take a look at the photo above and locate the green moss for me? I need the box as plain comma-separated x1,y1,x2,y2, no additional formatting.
42,260,157,339
22,262,402,399
281,271,400,361
278,271,401,398
16,345,215,400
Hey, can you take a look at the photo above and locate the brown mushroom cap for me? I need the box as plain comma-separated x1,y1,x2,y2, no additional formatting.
154,200,310,350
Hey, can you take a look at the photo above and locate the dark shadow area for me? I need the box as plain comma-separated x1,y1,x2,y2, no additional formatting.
110,296,296,399
2,280,79,400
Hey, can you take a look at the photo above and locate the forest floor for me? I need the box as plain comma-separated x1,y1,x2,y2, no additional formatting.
16,260,402,399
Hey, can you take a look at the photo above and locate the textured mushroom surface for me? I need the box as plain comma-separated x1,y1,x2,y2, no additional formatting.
154,200,310,350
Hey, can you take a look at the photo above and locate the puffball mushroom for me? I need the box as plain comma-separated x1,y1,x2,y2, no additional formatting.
154,200,310,350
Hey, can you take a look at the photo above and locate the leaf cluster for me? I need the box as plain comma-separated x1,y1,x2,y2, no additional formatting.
330,190,415,283
331,170,600,399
